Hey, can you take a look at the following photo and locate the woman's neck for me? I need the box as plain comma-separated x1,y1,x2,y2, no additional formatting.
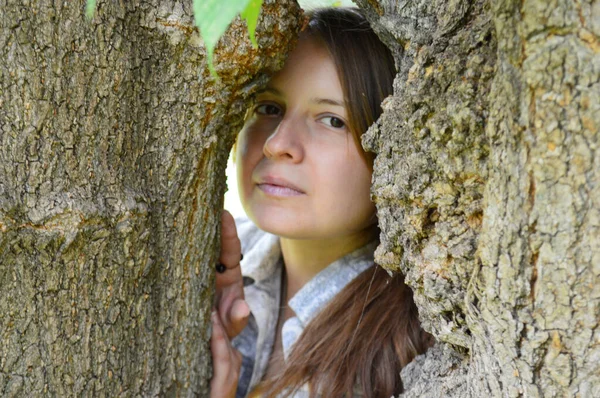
280,225,378,302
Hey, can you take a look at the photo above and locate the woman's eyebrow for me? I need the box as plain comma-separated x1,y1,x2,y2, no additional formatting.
255,86,284,97
255,87,345,108
310,97,346,108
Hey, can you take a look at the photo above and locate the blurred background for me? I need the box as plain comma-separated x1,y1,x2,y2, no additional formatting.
224,0,356,218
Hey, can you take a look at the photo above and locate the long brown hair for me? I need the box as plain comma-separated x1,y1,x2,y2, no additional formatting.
261,8,433,397
307,7,395,167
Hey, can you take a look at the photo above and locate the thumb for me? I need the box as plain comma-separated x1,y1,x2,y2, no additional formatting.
228,299,250,338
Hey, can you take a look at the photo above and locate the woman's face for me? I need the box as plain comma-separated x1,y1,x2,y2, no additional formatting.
236,36,376,240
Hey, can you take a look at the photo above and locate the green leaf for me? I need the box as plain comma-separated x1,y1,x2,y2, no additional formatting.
86,0,96,19
240,0,263,49
193,0,263,76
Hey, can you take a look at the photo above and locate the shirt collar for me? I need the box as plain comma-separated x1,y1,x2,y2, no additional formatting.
237,217,378,326
288,240,377,326
237,218,281,285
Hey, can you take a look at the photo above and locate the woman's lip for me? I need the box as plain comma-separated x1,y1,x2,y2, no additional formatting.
257,176,305,193
257,183,304,197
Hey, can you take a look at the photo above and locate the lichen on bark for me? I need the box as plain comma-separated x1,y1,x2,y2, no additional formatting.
359,0,496,351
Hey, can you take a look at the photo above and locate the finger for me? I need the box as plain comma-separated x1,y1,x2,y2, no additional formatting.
215,211,244,304
210,312,241,398
227,298,250,338
212,308,243,361
210,313,232,386
215,210,247,338
219,210,243,275
217,293,249,338
211,312,229,362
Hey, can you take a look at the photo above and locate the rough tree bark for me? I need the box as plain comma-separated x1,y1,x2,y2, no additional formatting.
2,0,599,397
356,0,599,397
0,1,302,396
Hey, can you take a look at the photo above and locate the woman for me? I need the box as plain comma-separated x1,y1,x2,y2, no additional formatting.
211,8,433,397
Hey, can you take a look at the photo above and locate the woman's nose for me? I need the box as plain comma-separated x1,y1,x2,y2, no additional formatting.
263,116,305,162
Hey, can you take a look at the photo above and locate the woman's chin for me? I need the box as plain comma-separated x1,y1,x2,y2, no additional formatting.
252,217,299,237
247,209,309,238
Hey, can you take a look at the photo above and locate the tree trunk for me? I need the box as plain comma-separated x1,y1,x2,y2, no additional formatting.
356,0,599,396
0,1,302,396
3,0,598,396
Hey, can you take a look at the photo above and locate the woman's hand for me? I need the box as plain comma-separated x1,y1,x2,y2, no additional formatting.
210,310,243,398
210,210,250,398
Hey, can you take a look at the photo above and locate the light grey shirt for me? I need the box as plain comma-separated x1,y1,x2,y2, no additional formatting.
232,218,377,397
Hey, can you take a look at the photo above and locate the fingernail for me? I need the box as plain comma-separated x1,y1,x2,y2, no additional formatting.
212,317,222,337
211,312,221,329
240,253,244,262
240,301,250,318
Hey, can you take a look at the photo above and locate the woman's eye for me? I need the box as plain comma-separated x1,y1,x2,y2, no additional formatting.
321,116,346,129
255,104,281,116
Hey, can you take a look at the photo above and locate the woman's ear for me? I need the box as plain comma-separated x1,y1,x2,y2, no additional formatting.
244,107,252,121
231,137,237,164
232,108,252,164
